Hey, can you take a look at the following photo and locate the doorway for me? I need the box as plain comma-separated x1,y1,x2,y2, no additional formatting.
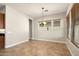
29,19,32,41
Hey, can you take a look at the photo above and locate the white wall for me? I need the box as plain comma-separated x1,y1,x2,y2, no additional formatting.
5,5,29,48
32,13,66,42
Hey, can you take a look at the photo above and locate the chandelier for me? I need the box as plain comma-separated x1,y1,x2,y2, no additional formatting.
41,7,48,25
39,7,51,31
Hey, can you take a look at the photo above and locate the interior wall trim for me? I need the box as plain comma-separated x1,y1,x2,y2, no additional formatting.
32,38,66,44
66,39,79,56
5,40,29,48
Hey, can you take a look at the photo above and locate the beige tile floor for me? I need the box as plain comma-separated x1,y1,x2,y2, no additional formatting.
0,40,71,56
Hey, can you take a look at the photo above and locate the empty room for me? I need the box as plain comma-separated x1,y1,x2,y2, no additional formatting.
0,3,79,56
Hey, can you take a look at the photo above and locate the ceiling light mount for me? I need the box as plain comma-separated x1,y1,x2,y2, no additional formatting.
42,7,44,10
42,7,48,12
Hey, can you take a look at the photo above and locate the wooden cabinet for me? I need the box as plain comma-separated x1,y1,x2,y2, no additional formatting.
74,4,79,25
71,4,75,42
67,3,79,48
0,34,5,48
0,13,4,29
71,4,79,47
71,3,79,24
0,13,5,48
73,4,79,48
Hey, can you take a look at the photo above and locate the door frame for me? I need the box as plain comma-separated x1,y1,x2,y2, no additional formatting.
29,19,32,41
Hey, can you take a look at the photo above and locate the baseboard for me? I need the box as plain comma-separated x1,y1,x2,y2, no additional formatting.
66,39,79,56
5,39,29,48
65,40,73,56
33,38,66,44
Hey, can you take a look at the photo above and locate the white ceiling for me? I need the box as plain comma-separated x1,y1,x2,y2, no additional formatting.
7,3,70,19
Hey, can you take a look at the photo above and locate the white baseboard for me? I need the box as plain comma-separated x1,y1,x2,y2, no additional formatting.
32,38,66,44
65,41,73,56
66,39,79,56
5,40,29,48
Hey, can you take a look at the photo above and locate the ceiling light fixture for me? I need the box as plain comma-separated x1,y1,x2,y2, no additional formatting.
41,7,48,25
41,7,48,19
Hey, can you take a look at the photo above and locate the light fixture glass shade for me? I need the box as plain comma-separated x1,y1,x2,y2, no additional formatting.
43,21,47,25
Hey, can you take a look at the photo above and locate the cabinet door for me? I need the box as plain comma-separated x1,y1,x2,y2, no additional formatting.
0,13,4,29
0,13,5,48
71,4,75,42
75,4,79,24
0,34,5,48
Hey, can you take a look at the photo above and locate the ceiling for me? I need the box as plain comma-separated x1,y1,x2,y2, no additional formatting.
7,3,70,19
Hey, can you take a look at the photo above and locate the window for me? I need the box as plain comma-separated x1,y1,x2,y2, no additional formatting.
53,19,60,27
